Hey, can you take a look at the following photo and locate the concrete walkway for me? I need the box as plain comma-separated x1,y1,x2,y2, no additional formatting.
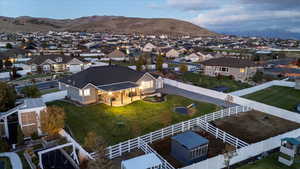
0,152,23,169
160,85,237,108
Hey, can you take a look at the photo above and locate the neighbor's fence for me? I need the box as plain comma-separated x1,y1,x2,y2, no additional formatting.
163,78,300,124
106,106,251,160
138,138,175,169
230,80,295,96
42,90,67,103
181,128,300,169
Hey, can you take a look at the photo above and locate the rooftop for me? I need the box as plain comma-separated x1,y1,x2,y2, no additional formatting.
171,131,209,150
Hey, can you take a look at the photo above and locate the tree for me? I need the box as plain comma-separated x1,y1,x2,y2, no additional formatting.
10,67,21,80
40,106,65,136
156,54,164,72
0,82,16,112
252,71,264,83
20,85,41,98
5,43,12,49
86,134,113,169
179,64,188,73
136,55,144,71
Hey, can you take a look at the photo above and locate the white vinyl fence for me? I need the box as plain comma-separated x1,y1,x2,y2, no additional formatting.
106,106,251,160
163,78,300,124
182,128,300,169
230,80,295,96
138,138,175,169
42,90,67,103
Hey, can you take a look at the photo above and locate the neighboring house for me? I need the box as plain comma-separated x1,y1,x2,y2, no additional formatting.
29,55,88,73
0,48,29,67
201,57,258,81
142,43,157,52
59,65,164,106
166,49,180,58
185,52,213,63
107,49,127,61
0,98,47,139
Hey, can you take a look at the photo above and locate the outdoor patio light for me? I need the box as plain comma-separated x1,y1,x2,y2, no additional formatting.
108,91,112,95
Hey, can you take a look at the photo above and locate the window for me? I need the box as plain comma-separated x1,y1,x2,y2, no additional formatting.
240,68,245,73
84,89,90,96
56,57,63,63
79,89,90,96
141,81,153,89
220,67,229,72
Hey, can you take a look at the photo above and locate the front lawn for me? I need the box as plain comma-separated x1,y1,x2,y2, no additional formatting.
181,72,252,93
238,153,300,169
47,95,219,145
243,86,300,112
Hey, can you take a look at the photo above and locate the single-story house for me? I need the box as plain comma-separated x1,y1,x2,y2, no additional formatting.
166,49,180,58
142,43,157,52
106,49,127,61
201,57,258,81
28,55,89,73
59,65,164,106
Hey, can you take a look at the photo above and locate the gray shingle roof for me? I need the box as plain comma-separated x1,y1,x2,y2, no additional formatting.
60,65,146,88
201,57,257,68
172,131,209,150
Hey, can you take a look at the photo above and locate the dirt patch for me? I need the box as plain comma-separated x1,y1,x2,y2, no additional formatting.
211,110,300,143
150,130,232,168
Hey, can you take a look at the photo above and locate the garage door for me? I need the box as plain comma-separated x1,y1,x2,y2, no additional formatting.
69,65,82,73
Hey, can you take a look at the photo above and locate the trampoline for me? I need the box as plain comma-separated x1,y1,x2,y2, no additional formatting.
174,107,189,115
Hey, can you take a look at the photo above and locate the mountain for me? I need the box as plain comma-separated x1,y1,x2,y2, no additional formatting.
0,16,217,37
220,29,300,40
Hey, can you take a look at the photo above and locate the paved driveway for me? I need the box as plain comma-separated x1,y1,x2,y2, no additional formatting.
160,85,237,108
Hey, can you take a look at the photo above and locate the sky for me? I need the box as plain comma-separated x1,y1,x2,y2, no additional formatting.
1,0,300,34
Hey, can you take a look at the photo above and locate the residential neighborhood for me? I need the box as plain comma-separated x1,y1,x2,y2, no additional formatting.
1,1,300,169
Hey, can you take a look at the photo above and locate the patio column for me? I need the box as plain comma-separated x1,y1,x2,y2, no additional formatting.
130,88,133,102
121,91,123,105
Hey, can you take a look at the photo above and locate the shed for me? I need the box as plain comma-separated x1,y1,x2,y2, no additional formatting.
171,131,209,165
121,153,162,169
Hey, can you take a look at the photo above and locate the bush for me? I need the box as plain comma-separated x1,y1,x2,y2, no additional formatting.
20,85,41,98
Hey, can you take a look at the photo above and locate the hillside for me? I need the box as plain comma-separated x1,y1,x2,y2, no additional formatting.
0,16,218,36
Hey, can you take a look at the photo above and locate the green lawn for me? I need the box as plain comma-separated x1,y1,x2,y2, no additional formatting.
239,153,300,169
47,95,219,145
243,86,300,112
40,88,60,95
182,72,252,93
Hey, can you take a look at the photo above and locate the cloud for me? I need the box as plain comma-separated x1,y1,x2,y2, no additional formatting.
166,0,221,11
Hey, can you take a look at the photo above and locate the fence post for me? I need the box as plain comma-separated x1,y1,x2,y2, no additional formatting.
108,146,112,159
161,129,164,139
235,106,238,116
172,125,174,135
119,144,122,156
182,122,184,132
216,128,219,139
128,140,131,152
221,109,224,118
235,139,239,148
150,133,153,144
223,133,226,143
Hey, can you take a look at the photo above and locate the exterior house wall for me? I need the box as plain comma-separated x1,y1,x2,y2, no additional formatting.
203,66,257,81
137,73,157,94
60,82,84,103
82,84,98,104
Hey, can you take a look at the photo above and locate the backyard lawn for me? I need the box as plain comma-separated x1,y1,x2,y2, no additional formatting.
239,153,300,169
243,86,300,112
47,95,219,145
181,72,252,93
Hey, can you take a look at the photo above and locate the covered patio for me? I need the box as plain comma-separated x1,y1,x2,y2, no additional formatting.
97,82,143,106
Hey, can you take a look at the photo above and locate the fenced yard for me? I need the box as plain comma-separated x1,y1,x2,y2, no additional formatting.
211,110,300,143
181,72,252,93
47,95,219,145
243,86,300,112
